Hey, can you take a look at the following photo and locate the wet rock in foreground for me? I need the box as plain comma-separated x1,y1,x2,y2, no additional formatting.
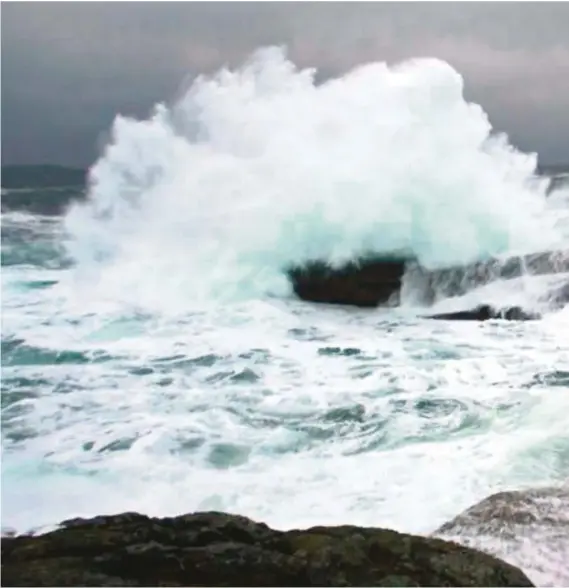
1,511,533,587
435,486,569,587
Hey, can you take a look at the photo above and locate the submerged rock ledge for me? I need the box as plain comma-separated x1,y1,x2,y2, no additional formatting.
1,509,532,587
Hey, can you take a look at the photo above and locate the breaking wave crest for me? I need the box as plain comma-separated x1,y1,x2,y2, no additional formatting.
64,47,565,311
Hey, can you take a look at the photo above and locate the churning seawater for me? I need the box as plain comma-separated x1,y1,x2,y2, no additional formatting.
2,48,569,584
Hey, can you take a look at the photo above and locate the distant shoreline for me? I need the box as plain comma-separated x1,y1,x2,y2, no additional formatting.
1,165,87,190
1,166,88,215
1,162,568,216
539,163,569,176
2,162,569,189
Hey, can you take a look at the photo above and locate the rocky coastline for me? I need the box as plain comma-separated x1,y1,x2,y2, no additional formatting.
4,485,568,587
288,249,569,315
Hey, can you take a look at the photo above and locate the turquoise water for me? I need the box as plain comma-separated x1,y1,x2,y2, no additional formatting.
2,209,568,546
2,49,569,584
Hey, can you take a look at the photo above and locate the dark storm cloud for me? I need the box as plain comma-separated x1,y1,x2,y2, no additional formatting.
2,2,569,166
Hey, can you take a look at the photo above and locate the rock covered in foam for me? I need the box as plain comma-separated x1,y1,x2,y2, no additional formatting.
539,280,569,309
288,250,569,309
409,250,569,301
435,486,569,587
1,510,533,587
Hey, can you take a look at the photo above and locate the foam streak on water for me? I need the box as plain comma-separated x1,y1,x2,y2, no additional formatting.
2,47,569,585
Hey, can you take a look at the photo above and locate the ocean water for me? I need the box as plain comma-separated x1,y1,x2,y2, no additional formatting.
2,48,569,584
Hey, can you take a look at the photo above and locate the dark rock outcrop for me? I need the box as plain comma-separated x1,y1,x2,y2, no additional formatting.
288,250,569,308
1,510,533,587
424,305,540,321
288,258,407,307
435,486,569,587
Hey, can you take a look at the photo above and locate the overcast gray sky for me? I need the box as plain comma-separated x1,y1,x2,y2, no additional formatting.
2,2,569,167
